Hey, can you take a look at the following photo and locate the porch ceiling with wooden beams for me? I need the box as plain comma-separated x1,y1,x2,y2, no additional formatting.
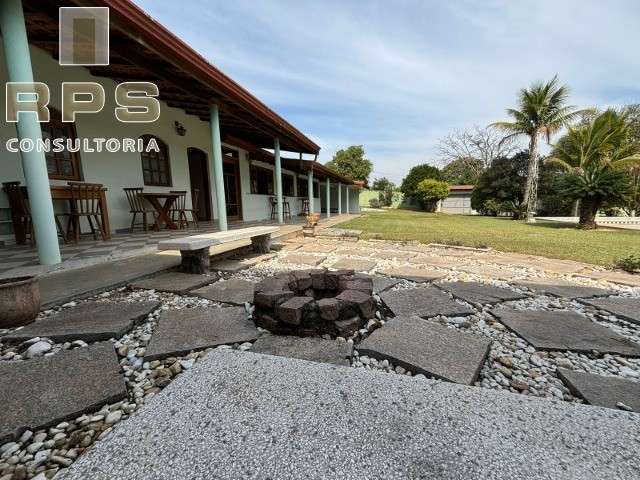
21,0,320,155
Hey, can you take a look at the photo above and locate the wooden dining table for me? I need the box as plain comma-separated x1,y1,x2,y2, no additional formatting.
8,185,111,244
139,192,181,230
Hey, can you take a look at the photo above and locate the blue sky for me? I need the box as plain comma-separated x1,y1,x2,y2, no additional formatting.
134,0,640,183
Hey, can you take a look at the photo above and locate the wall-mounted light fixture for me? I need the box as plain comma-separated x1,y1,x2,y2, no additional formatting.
174,121,186,136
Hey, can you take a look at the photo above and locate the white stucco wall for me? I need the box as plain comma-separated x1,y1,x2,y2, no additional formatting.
0,42,359,234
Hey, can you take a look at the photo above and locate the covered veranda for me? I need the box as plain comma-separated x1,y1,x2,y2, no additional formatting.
1,0,358,268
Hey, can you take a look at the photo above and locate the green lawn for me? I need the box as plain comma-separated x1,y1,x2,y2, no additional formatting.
339,209,640,266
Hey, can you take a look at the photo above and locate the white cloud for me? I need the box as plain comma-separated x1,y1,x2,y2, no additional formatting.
134,0,640,183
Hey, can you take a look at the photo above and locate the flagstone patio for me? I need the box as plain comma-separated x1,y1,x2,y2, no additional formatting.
1,234,639,479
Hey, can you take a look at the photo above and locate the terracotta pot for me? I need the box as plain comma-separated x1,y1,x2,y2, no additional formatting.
0,276,40,328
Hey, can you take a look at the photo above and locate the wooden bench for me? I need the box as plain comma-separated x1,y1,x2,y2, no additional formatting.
157,226,279,273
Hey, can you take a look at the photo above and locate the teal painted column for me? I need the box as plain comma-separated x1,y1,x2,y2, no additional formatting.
209,104,227,231
345,186,349,214
337,183,342,215
274,138,283,224
0,0,60,264
325,177,331,218
307,169,314,214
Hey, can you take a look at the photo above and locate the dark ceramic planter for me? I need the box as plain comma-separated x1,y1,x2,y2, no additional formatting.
0,276,40,328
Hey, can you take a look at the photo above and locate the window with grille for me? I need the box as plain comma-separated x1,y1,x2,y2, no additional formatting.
140,135,171,187
41,109,82,180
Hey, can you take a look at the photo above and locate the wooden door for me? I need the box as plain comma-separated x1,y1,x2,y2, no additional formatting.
222,154,242,220
187,148,212,221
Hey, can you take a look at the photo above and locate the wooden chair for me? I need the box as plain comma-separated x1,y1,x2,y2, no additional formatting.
123,187,155,232
2,181,67,244
170,189,199,229
66,182,107,242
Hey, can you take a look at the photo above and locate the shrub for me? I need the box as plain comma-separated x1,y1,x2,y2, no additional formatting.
414,179,449,212
368,198,380,208
614,254,640,273
400,164,442,199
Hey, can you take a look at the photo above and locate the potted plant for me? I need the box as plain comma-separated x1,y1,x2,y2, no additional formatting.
0,276,40,328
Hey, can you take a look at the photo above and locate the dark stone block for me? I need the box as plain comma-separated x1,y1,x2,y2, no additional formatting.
310,270,327,290
334,317,361,337
255,290,295,309
318,298,340,321
326,269,354,290
557,368,640,411
255,274,293,294
180,248,209,274
358,316,491,385
0,342,126,442
292,270,313,291
492,308,640,356
145,307,259,361
251,335,353,366
2,301,159,344
277,297,315,325
336,289,376,319
339,276,374,295
380,287,475,319
251,234,272,254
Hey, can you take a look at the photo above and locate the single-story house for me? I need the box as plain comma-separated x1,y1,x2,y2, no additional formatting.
438,185,475,215
0,0,360,265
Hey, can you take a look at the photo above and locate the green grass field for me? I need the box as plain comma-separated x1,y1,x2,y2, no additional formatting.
339,209,640,266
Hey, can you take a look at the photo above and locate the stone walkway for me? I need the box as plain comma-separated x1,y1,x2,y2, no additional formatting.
56,350,640,480
1,235,640,479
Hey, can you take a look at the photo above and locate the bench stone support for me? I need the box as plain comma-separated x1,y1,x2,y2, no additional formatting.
180,247,210,274
251,234,272,254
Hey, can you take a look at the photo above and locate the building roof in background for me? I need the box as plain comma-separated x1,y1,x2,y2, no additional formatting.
23,0,320,154
449,185,475,191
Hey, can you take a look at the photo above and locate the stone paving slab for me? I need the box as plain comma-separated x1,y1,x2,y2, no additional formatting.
129,272,215,294
330,258,377,272
517,279,615,299
372,250,414,260
359,316,490,384
578,297,640,325
2,301,159,343
0,342,126,442
210,253,278,273
282,254,327,266
39,254,180,308
491,309,640,356
436,282,527,305
56,350,640,480
408,255,467,268
557,368,640,411
577,271,640,288
250,335,353,366
144,307,259,361
299,243,337,253
379,267,447,283
368,275,402,294
458,264,519,281
191,278,255,305
335,248,372,257
380,286,475,318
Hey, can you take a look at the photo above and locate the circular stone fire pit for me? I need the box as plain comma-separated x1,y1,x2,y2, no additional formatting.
253,269,376,337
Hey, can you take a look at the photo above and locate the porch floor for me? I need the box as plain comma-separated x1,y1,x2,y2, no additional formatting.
0,214,359,279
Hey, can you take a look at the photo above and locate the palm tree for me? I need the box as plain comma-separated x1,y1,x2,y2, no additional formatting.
491,76,588,223
547,109,640,229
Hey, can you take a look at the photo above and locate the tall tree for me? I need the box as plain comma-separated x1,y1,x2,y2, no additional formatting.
437,125,518,176
325,145,373,185
400,164,441,199
371,177,396,207
491,76,588,223
547,109,640,228
441,157,484,184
